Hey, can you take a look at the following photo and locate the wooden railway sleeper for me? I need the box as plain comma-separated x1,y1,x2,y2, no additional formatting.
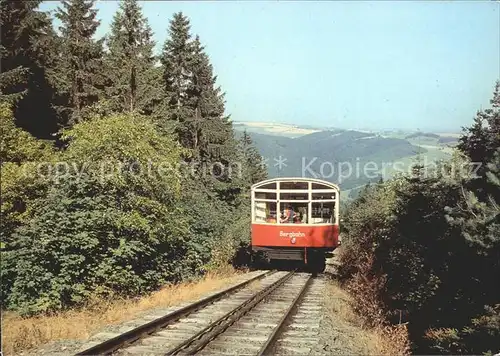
75,270,273,356
165,271,296,356
257,274,313,355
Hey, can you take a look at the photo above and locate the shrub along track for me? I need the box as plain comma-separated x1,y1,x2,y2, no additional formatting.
75,270,325,355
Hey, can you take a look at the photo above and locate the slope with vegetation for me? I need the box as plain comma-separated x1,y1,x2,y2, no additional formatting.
234,125,461,204
0,0,266,316
238,129,425,190
338,82,500,354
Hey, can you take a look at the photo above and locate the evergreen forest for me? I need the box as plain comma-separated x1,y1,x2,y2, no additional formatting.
1,1,498,354
1,0,266,315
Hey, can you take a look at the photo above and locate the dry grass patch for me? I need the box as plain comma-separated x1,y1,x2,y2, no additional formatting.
2,268,245,355
324,279,411,355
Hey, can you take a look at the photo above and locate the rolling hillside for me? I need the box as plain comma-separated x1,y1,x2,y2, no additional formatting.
235,126,456,200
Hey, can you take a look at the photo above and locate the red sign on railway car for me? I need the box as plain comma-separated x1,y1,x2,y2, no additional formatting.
279,231,306,238
252,224,339,248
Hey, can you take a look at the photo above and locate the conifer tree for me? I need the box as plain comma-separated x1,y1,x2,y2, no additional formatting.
0,0,59,138
160,12,193,137
458,81,500,176
186,36,234,162
160,14,236,163
239,130,267,185
452,82,500,257
55,0,103,125
450,153,500,251
186,37,211,158
186,36,244,205
159,12,246,204
104,0,161,115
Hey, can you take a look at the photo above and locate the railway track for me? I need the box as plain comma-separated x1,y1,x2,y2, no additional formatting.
76,270,325,355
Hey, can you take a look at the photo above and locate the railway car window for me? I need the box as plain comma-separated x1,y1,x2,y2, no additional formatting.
279,181,308,190
255,192,277,200
312,183,330,190
254,201,277,223
279,203,308,223
310,202,335,224
280,192,308,201
311,192,337,200
257,182,276,189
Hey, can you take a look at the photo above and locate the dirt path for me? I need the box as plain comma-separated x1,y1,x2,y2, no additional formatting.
317,247,408,355
314,278,387,355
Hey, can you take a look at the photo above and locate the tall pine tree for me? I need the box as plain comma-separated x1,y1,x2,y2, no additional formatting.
104,0,161,115
186,35,245,204
0,0,59,139
458,81,500,180
239,130,267,185
187,36,234,162
55,0,103,125
451,81,500,267
160,12,193,141
160,12,248,204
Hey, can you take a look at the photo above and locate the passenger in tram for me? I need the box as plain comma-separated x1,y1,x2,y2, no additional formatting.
280,204,294,223
266,214,277,223
296,207,307,223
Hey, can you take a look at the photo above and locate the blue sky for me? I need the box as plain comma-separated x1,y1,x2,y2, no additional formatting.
41,1,499,132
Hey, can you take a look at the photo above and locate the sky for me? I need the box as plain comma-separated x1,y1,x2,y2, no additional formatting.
40,1,500,132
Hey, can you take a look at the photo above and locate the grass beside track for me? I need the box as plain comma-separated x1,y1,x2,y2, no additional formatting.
322,280,411,355
1,266,245,355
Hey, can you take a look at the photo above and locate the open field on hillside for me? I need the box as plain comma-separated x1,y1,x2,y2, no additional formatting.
435,132,462,138
233,121,321,136
382,146,452,178
418,144,455,155
340,144,454,202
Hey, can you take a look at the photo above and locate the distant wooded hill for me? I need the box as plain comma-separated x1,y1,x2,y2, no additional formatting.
235,127,456,200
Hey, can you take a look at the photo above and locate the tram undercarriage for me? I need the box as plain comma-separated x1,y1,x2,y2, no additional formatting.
251,246,333,272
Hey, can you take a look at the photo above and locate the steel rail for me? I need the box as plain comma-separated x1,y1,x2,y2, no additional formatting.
256,274,313,355
75,270,273,356
165,271,296,355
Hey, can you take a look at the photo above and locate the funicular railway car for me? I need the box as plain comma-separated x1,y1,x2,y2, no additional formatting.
251,177,340,272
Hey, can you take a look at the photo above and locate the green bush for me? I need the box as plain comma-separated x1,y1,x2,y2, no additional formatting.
1,103,54,244
340,163,499,354
206,205,252,271
1,103,56,304
339,83,500,354
3,113,197,314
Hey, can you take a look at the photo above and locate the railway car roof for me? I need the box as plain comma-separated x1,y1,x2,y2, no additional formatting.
251,177,340,191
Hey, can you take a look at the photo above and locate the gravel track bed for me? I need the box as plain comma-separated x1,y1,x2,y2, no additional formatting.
198,272,312,355
22,268,369,356
113,271,288,355
20,270,268,356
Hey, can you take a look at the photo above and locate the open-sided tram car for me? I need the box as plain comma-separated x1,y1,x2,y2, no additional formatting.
251,177,340,271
